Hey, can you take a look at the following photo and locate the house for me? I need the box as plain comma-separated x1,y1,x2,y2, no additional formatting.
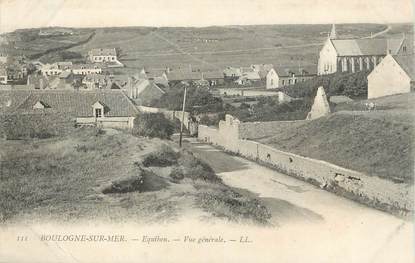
251,64,274,80
71,63,102,75
82,74,110,90
235,67,261,85
137,68,170,87
126,78,165,105
88,48,117,63
12,90,138,129
41,62,73,76
317,25,411,75
202,70,225,86
88,48,123,67
266,66,316,89
367,54,415,99
0,53,8,64
0,67,7,84
223,67,242,80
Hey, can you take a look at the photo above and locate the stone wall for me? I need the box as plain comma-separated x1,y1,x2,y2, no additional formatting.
197,116,414,215
239,120,308,139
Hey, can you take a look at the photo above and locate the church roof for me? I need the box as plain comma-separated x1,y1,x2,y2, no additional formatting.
331,38,404,56
393,55,415,80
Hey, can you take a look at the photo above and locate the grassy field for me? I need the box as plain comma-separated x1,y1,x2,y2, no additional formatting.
0,127,270,225
259,93,414,183
68,24,388,72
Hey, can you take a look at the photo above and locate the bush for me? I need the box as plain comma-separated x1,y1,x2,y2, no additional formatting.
142,145,179,167
169,166,185,181
132,113,175,139
101,174,144,194
178,150,221,182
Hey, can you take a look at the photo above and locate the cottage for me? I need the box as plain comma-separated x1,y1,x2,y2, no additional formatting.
71,63,102,75
367,54,414,99
88,48,117,63
137,68,170,87
251,64,274,80
12,90,138,129
41,62,73,76
88,48,123,67
202,71,225,86
317,25,411,75
0,67,7,84
223,67,242,80
126,78,165,105
266,66,316,89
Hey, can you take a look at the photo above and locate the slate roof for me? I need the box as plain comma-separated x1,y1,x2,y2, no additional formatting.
274,66,317,77
331,38,404,56
89,48,117,56
394,55,415,80
3,90,138,117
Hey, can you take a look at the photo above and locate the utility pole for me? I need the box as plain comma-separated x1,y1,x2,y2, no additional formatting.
179,85,187,148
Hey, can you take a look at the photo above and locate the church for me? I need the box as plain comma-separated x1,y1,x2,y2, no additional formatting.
317,25,412,75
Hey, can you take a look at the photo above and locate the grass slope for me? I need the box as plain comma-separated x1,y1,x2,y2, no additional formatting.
260,105,413,183
0,128,270,225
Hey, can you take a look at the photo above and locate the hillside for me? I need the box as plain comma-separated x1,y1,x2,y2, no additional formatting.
1,23,396,73
0,128,270,224
259,94,414,183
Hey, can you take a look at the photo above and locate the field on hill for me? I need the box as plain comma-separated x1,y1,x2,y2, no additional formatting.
64,24,389,72
0,128,270,225
2,23,412,73
259,93,414,183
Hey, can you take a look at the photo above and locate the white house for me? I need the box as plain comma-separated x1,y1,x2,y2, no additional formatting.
317,25,410,75
71,64,102,75
88,48,117,63
266,67,316,89
367,54,414,99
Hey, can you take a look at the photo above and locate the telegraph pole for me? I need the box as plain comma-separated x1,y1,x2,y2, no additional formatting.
179,85,187,148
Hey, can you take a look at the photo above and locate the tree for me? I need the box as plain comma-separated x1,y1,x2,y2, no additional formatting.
132,113,175,139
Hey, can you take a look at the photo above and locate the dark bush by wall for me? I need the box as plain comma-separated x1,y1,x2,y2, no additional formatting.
0,111,75,140
132,113,175,139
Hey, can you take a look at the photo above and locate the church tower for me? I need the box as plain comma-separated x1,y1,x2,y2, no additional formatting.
329,24,337,39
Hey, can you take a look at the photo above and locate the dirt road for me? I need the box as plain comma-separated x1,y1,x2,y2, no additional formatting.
183,138,414,263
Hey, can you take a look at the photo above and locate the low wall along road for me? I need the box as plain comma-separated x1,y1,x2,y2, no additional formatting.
198,115,414,216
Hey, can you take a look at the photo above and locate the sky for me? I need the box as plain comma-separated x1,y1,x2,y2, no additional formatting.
0,0,413,33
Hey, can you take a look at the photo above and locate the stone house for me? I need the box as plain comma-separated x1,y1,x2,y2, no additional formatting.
71,63,102,75
266,66,316,89
88,48,117,63
126,78,165,105
41,62,73,76
317,25,411,75
0,67,7,84
13,90,138,129
367,54,414,99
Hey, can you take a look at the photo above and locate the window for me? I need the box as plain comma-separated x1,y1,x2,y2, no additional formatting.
270,79,274,85
95,108,102,118
288,79,292,84
282,80,285,85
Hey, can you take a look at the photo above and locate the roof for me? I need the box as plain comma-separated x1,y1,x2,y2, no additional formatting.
134,79,166,95
89,48,117,56
6,90,138,117
394,55,415,80
331,38,403,56
274,66,317,77
71,63,102,70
